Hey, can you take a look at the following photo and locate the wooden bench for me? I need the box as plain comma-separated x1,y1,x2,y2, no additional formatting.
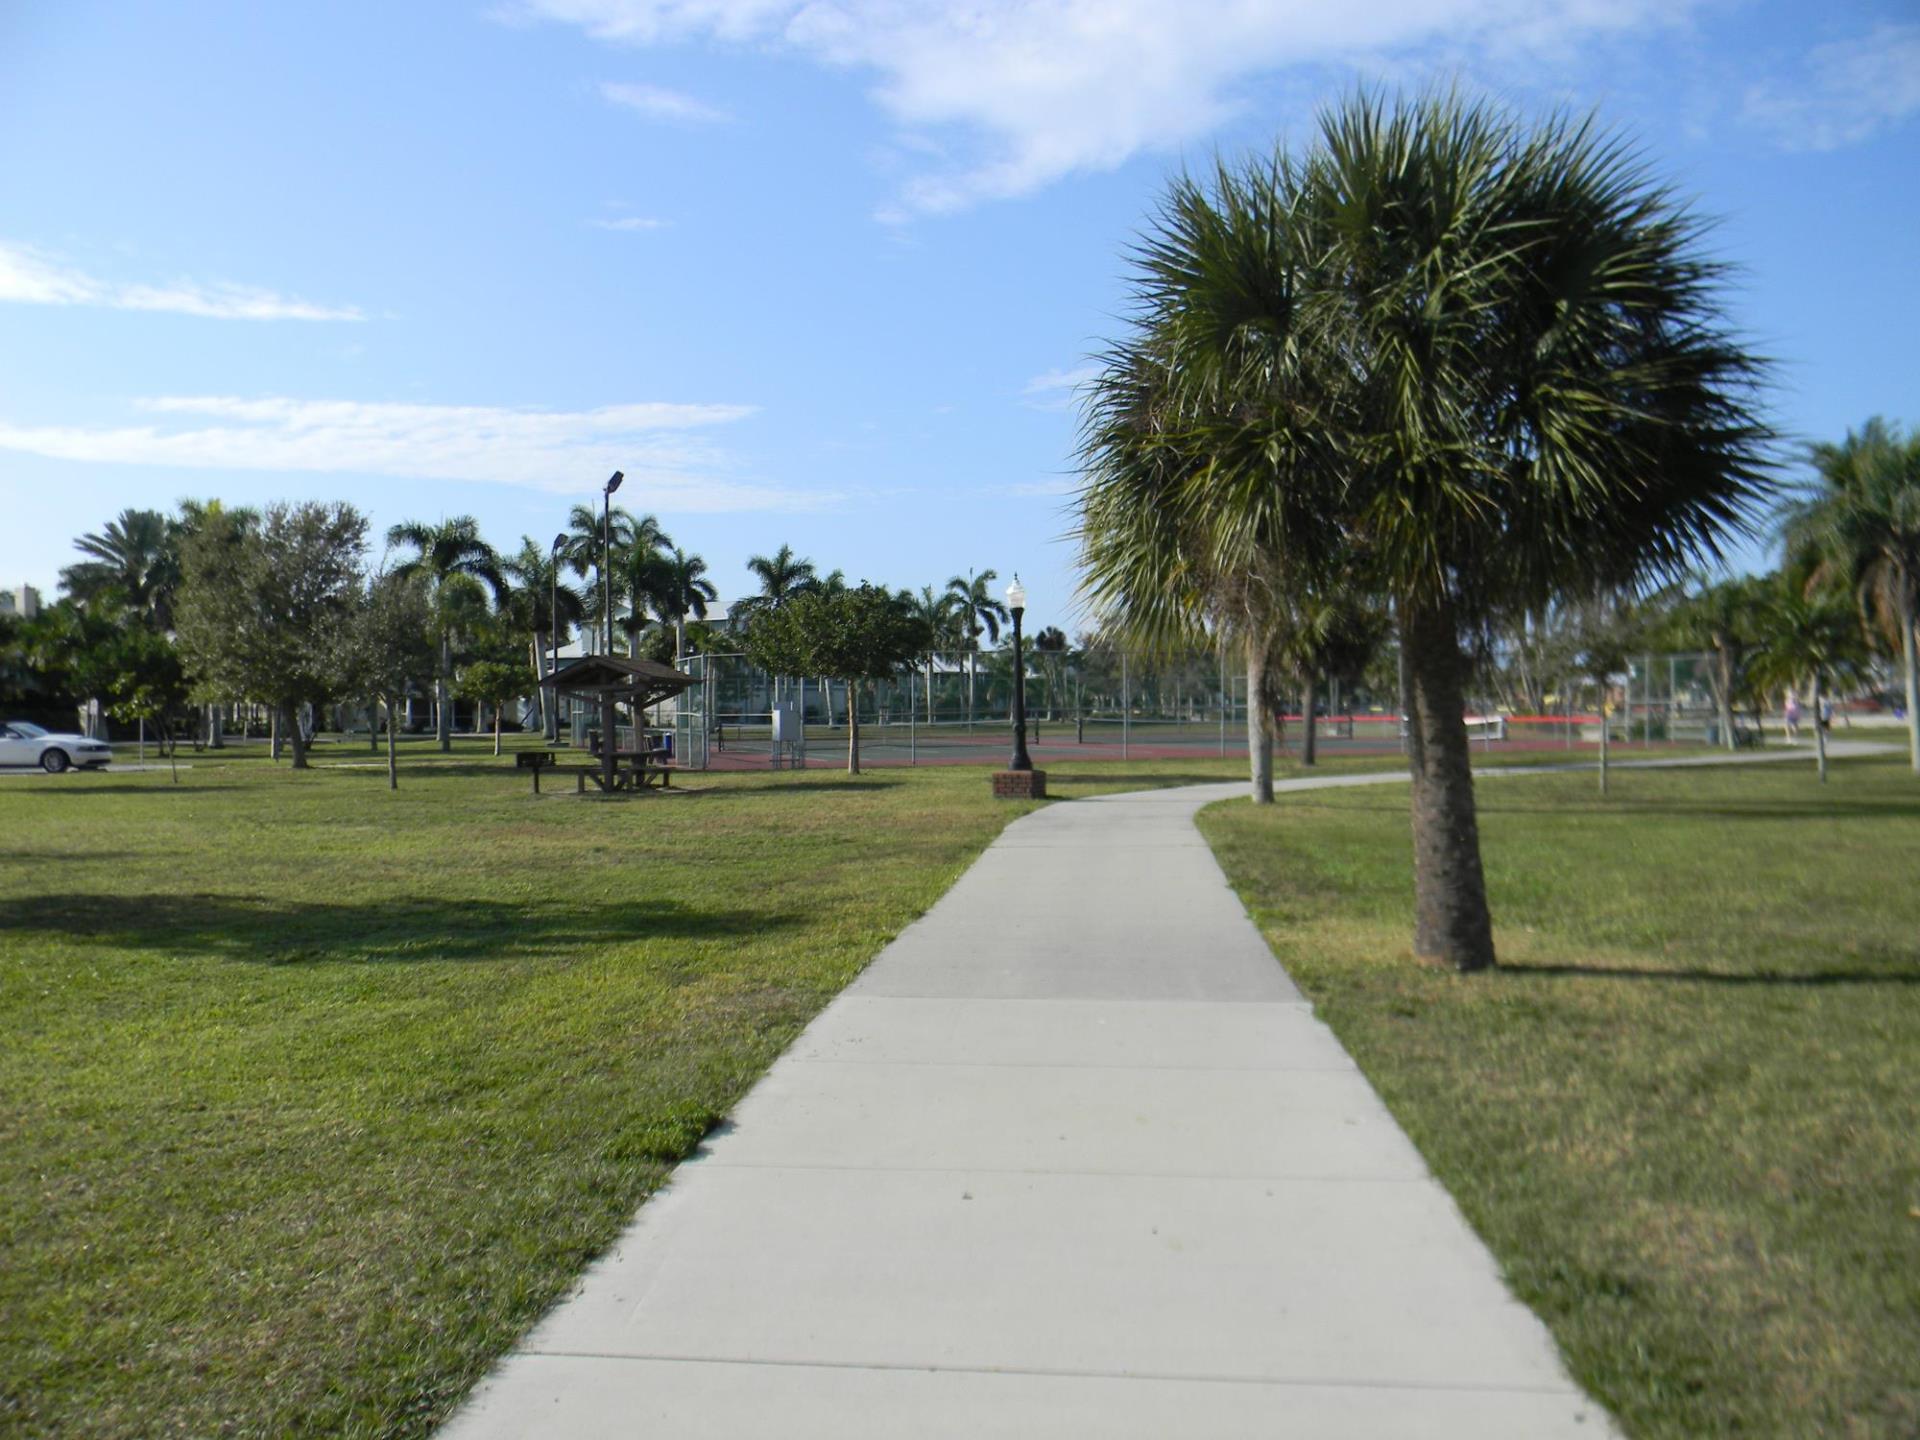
516,749,557,792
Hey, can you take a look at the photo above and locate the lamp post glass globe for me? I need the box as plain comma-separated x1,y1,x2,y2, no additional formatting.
1007,573,1031,771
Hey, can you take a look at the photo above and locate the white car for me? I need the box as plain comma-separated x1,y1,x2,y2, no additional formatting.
0,721,114,772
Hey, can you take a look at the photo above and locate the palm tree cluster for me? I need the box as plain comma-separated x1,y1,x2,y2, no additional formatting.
1778,418,1920,774
551,505,717,665
19,496,1055,760
1077,90,1775,971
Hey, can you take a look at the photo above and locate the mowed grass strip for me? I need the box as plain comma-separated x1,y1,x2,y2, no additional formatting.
2,751,1054,1438
1198,756,1920,1439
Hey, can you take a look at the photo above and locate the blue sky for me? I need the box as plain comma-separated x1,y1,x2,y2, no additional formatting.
2,0,1917,634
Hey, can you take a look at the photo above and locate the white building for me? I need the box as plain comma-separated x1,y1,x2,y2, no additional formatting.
0,585,42,621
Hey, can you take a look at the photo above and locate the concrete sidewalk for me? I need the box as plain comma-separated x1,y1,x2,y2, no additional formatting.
440,769,1652,1438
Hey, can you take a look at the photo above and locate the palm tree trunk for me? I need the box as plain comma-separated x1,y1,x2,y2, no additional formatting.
1811,671,1828,783
1246,642,1273,804
1301,672,1319,767
847,683,860,775
1715,644,1736,752
1598,682,1610,796
438,635,453,753
1402,597,1496,972
385,695,400,790
529,634,549,741
1900,579,1919,775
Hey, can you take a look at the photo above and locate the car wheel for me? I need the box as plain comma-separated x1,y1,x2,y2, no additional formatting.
40,749,70,774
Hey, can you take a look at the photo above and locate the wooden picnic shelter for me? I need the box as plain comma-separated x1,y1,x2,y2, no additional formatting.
541,654,694,793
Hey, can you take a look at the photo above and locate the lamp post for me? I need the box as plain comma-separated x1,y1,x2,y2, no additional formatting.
602,471,624,656
548,531,567,742
1006,574,1032,772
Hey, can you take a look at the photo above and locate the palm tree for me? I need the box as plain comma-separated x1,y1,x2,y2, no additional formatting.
1083,93,1772,972
1275,585,1386,768
1304,93,1770,970
945,570,1009,726
561,503,638,654
648,547,718,660
1779,418,1920,773
387,516,507,751
1077,156,1351,804
502,537,584,740
740,544,820,713
606,513,674,658
60,509,182,628
902,585,958,719
742,544,818,615
1751,580,1869,783
1033,625,1069,720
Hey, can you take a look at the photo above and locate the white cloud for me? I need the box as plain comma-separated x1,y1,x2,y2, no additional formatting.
527,0,1699,216
0,394,825,511
1021,364,1098,411
589,215,672,230
1743,22,1920,152
600,80,733,124
0,241,362,321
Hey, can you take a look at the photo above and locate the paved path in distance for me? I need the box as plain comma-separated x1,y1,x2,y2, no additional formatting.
449,754,1796,1437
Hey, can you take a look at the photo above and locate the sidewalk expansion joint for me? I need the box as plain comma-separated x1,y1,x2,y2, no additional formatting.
685,1160,1430,1183
522,1350,1583,1398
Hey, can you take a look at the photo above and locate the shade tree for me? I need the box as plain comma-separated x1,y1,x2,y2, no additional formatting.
176,502,368,770
743,583,932,773
343,570,436,788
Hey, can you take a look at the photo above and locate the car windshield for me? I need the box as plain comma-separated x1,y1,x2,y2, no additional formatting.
7,722,48,738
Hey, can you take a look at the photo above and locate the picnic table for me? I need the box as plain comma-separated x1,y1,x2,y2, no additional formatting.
539,655,695,795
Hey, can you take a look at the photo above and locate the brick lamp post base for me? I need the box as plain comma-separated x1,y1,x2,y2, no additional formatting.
992,769,1047,799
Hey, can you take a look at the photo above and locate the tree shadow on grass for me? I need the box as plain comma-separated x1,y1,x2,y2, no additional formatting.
1501,961,1920,987
1048,771,1247,790
1279,791,1920,823
691,779,903,798
15,783,228,796
0,892,796,965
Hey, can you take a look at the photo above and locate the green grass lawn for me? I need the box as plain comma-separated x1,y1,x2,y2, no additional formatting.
1198,755,1920,1439
0,741,1273,1437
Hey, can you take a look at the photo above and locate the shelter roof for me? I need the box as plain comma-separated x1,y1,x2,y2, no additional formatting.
541,653,695,707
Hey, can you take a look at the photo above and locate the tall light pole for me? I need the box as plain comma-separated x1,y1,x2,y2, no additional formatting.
602,471,624,656
548,531,567,742
1006,574,1031,772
